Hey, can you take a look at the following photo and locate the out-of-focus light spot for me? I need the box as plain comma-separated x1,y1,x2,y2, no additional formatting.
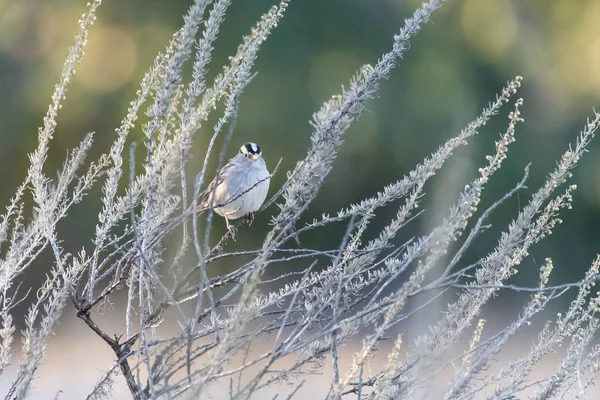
37,2,137,93
0,2,36,60
36,4,82,59
551,0,581,27
461,0,518,61
552,2,600,96
580,3,600,93
588,37,600,92
76,26,138,92
309,51,363,103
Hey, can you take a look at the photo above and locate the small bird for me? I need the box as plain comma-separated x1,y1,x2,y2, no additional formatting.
201,142,270,229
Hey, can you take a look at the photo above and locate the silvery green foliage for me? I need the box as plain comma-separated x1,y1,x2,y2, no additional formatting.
1,0,600,399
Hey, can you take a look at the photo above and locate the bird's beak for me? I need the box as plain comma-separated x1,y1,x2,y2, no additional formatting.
251,154,259,161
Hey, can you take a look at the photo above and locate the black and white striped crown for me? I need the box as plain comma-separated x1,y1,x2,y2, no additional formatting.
240,142,261,156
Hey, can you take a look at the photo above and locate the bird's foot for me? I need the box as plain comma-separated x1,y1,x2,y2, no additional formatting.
225,217,237,239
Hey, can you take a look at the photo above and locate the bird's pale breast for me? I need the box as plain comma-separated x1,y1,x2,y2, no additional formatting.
213,157,270,219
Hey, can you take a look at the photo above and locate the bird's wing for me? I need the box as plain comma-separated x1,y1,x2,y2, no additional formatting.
200,161,236,206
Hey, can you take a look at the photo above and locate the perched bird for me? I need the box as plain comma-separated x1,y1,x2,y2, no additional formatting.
201,142,270,229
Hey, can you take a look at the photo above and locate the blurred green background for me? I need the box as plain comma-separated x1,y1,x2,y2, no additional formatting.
1,0,600,295
2,1,600,397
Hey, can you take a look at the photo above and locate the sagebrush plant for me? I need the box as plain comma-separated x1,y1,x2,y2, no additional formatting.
1,0,600,399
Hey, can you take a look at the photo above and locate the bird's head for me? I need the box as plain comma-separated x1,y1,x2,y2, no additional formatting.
239,142,262,161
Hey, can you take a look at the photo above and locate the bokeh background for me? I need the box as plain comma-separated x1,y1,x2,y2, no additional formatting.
1,0,600,398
